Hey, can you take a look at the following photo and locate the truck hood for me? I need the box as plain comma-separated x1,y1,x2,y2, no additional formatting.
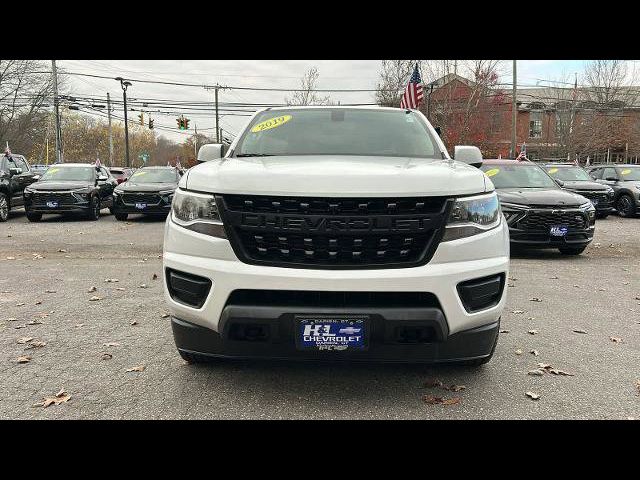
497,187,588,207
185,155,488,197
29,180,92,191
560,180,609,191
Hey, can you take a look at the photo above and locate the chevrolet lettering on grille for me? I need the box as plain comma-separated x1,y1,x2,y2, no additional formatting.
239,214,433,233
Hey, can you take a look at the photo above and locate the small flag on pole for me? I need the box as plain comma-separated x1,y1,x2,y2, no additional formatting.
400,64,424,110
4,142,11,156
95,158,101,168
515,143,527,161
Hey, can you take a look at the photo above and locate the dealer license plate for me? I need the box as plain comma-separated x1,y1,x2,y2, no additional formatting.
135,203,147,210
550,225,568,236
297,317,367,351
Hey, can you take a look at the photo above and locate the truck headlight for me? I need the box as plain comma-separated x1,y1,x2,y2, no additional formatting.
159,190,174,203
171,188,226,238
442,192,501,241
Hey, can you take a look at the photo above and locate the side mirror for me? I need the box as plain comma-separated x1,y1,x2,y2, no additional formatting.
605,177,617,182
554,178,565,187
453,145,483,168
97,175,108,182
33,174,41,181
9,167,22,176
197,143,225,163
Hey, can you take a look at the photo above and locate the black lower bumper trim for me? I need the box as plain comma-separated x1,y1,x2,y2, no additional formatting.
171,314,500,364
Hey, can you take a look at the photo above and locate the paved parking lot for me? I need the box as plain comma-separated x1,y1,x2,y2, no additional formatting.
0,208,639,419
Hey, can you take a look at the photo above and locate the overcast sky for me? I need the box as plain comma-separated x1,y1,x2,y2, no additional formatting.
57,60,590,143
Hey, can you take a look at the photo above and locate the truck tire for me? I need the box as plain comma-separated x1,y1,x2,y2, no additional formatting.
26,211,42,222
178,350,215,364
0,193,8,222
86,196,101,220
616,194,637,217
559,246,586,255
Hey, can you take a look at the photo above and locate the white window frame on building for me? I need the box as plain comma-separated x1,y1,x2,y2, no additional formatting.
529,111,543,139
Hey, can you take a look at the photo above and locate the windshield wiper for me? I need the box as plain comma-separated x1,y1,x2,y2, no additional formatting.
235,153,275,157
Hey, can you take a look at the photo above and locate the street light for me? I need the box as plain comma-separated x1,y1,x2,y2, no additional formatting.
116,77,132,168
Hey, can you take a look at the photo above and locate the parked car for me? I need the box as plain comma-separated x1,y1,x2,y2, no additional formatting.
481,159,595,255
112,166,181,221
163,106,509,365
109,167,134,185
543,162,614,218
586,164,640,217
23,163,118,221
0,152,39,222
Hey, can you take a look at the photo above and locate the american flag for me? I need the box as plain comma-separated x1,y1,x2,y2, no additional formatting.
95,158,101,168
400,64,424,110
4,142,11,156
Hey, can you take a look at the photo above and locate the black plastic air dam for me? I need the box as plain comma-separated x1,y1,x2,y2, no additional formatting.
457,273,505,313
166,268,212,309
170,315,500,364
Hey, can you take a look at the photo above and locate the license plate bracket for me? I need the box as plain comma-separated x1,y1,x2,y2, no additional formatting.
135,203,147,210
550,224,568,236
295,315,369,351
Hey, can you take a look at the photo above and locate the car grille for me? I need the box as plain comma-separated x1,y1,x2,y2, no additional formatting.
516,210,588,230
32,192,77,205
574,191,610,203
122,193,161,205
217,194,452,269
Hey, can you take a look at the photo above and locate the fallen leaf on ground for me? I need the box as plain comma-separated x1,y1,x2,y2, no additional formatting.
443,384,466,392
89,296,103,301
423,395,461,405
549,276,559,279
152,273,158,280
422,378,443,388
87,286,97,293
525,391,541,400
103,342,120,347
499,329,510,334
139,284,148,289
537,363,552,369
104,278,119,283
75,323,84,328
33,389,71,408
610,336,623,343
57,249,67,253
17,337,34,344
573,329,588,334
515,349,523,355
25,340,47,349
512,310,525,314
101,352,113,360
115,287,125,291
130,320,138,326
27,320,43,325
14,324,26,329
529,298,542,302
635,380,640,396
16,355,31,363
6,256,16,260
45,289,56,294
548,368,574,376
126,365,145,372
528,329,538,335
32,254,44,259
528,369,545,376
530,349,539,356
161,314,170,318
527,317,536,321
35,300,41,305
16,303,25,307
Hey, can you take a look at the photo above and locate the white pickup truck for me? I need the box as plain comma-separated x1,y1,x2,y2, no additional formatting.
162,106,509,365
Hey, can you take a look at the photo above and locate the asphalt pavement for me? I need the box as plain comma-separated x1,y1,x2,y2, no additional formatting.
0,208,638,419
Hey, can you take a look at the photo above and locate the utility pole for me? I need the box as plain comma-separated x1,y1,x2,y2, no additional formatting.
116,78,132,168
107,92,114,167
510,60,517,158
204,84,224,143
52,60,62,163
194,124,198,158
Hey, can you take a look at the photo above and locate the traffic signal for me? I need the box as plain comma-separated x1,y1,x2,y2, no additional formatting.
184,118,190,130
148,118,154,129
177,116,185,130
138,113,144,126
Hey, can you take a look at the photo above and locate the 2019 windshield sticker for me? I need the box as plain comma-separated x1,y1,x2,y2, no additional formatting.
548,168,558,174
250,115,292,133
485,168,500,177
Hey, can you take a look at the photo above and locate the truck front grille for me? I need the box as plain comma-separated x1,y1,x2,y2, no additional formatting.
517,210,588,230
122,193,161,205
217,194,452,269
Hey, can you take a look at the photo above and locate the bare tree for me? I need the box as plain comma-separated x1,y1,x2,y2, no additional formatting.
582,60,638,106
285,67,331,106
375,60,424,107
0,60,58,155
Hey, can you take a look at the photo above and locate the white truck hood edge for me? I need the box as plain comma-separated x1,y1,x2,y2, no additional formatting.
185,155,488,197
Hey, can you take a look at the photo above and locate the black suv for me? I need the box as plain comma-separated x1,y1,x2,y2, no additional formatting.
586,164,640,217
0,152,38,222
23,163,118,221
481,159,596,255
543,163,615,218
112,166,181,221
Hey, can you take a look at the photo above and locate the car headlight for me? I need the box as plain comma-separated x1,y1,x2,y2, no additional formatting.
579,201,596,221
159,189,174,202
171,188,226,238
72,187,91,200
442,192,501,241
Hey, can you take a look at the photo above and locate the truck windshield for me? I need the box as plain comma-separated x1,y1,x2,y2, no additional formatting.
40,166,95,182
481,163,558,189
619,167,640,181
233,108,440,159
546,166,591,181
129,169,177,183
